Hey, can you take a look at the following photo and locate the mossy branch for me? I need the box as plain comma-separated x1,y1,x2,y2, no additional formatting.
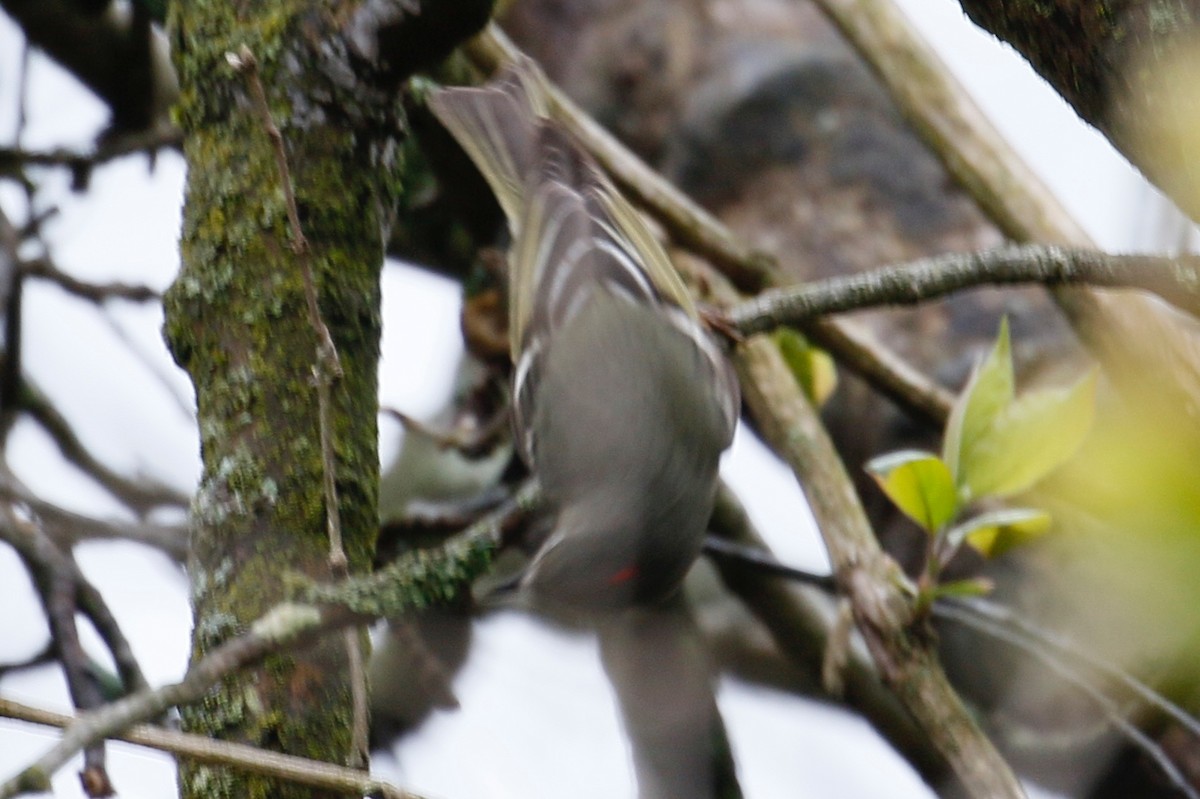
0,485,533,798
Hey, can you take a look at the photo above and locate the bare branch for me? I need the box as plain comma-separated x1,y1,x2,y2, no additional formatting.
804,0,1200,426
20,258,160,304
0,484,528,796
732,245,1200,335
804,318,953,426
21,381,188,514
0,698,425,799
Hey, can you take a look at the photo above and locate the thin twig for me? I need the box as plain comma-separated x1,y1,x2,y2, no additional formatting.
732,245,1200,335
0,601,357,798
0,480,529,798
20,258,160,303
934,603,1200,799
21,381,188,514
703,529,1200,797
705,483,954,785
0,698,424,799
703,536,835,592
0,126,183,173
943,596,1200,741
0,506,116,796
0,471,186,561
229,42,366,763
0,207,24,425
0,497,151,698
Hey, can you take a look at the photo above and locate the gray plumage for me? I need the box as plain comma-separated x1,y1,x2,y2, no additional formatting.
430,59,738,610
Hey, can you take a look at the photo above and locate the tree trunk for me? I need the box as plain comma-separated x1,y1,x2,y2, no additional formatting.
163,2,403,795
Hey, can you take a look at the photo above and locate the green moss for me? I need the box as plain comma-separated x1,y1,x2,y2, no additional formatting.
168,2,408,796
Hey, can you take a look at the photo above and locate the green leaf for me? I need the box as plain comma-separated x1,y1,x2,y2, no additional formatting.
773,328,838,407
932,577,995,600
866,450,959,533
947,507,1052,558
943,318,1013,486
960,368,1098,499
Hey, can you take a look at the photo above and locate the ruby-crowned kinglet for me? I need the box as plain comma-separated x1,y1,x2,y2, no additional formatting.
429,59,739,611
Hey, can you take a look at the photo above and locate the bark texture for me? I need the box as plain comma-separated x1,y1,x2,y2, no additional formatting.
163,2,404,796
957,0,1200,220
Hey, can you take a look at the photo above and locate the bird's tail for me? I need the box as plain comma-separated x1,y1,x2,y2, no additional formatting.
427,60,547,228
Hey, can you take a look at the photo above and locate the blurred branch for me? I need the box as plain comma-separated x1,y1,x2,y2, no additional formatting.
733,331,1025,797
0,698,425,799
805,0,1200,426
936,603,1200,799
704,527,1200,798
0,0,179,135
732,245,1200,335
0,483,531,796
942,597,1200,743
0,209,24,425
20,258,160,303
803,318,952,426
0,496,151,698
0,126,183,191
0,503,159,797
464,27,1025,795
0,472,186,560
706,485,953,786
21,379,189,514
805,0,1089,246
465,23,953,432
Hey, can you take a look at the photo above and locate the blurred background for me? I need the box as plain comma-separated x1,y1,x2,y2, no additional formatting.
0,1,1195,797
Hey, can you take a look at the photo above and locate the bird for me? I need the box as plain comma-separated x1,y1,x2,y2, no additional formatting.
429,59,739,611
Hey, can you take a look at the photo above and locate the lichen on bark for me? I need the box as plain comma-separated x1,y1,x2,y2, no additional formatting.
163,2,405,796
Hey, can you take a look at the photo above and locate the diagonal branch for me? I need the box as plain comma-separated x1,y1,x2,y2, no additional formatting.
0,698,425,799
731,245,1200,336
0,485,529,798
462,28,1027,796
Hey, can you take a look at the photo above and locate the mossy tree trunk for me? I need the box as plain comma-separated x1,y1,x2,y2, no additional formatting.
163,2,405,796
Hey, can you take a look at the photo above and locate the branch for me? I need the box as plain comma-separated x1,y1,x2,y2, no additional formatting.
0,126,183,191
20,258,160,304
803,318,952,426
0,486,529,796
465,26,777,293
732,245,1200,336
805,0,1200,424
705,486,953,786
934,603,1200,799
20,380,188,514
465,23,953,431
460,30,1024,795
733,331,1026,797
0,698,425,799
704,531,1200,798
